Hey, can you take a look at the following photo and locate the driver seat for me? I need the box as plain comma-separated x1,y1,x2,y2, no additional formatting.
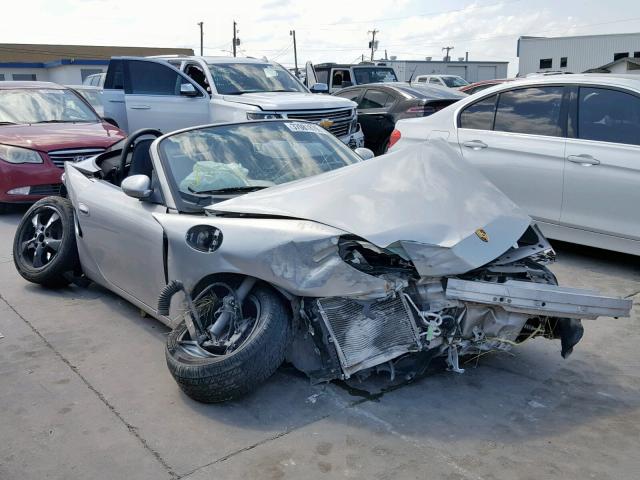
128,138,155,178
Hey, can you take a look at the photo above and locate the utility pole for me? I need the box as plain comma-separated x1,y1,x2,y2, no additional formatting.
368,29,379,61
197,22,203,56
290,30,298,76
442,46,454,61
232,21,238,57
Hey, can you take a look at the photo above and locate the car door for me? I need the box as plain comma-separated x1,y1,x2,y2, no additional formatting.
124,59,209,134
562,85,640,243
357,88,396,152
64,166,167,311
456,86,567,223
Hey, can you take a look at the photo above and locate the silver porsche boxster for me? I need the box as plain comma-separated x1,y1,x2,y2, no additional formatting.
12,120,632,403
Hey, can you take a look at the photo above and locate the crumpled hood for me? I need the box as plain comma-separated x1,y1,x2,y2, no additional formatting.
222,91,356,111
209,140,532,276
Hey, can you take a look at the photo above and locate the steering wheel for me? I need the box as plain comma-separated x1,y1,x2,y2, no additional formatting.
118,128,163,184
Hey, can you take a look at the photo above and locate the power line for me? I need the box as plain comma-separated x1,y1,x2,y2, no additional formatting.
292,15,640,53
297,0,526,27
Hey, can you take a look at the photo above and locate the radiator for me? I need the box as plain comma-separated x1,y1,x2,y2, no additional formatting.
316,295,421,378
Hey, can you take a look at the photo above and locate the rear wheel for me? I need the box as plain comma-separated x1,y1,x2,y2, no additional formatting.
166,284,292,403
13,196,79,288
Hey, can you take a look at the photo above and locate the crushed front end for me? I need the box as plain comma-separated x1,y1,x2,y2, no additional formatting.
286,225,632,383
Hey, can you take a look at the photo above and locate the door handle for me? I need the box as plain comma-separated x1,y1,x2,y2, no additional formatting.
567,154,600,166
462,140,488,150
78,203,89,216
130,105,151,110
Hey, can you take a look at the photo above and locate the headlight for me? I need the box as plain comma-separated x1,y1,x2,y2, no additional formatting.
0,144,43,164
186,225,223,253
246,112,283,120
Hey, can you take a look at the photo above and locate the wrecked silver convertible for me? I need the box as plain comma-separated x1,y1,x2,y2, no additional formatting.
12,120,632,403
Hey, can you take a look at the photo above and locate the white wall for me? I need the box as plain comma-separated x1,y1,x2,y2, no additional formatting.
386,61,508,82
518,33,640,75
0,67,46,81
0,65,105,85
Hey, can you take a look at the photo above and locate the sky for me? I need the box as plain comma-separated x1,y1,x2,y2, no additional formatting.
3,0,640,75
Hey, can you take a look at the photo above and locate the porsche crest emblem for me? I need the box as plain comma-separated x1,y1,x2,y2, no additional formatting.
475,228,489,242
318,119,334,130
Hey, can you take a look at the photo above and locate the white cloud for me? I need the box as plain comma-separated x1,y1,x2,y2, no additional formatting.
2,0,639,75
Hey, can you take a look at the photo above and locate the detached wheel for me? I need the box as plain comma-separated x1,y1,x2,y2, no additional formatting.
166,285,291,403
13,196,78,288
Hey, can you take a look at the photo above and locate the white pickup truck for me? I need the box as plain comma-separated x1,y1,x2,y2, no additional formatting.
102,56,364,148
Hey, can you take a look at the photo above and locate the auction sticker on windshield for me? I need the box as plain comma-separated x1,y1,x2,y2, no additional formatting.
284,122,329,134
264,67,278,78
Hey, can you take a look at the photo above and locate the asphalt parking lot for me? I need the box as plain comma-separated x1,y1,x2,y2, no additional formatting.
0,208,638,480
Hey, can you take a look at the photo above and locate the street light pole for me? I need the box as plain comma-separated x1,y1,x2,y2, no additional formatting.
197,22,203,56
290,30,298,76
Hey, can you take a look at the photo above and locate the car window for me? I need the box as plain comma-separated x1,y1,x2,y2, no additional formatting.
442,76,469,88
578,87,640,146
158,121,361,208
352,67,398,84
0,88,100,124
459,94,498,130
315,69,329,85
127,60,190,96
331,69,351,87
493,86,564,137
185,64,211,93
208,62,306,95
428,78,440,85
335,89,362,102
359,89,393,109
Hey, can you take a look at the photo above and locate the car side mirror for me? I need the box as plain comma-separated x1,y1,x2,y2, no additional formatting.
341,81,353,88
122,175,153,199
180,83,199,97
310,82,329,94
354,147,375,160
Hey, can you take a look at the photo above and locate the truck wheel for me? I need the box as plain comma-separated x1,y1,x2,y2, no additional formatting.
166,285,292,403
13,196,79,288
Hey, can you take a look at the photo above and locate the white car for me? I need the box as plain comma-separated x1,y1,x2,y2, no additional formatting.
390,74,640,255
82,72,105,87
412,75,469,89
67,85,104,117
102,56,364,148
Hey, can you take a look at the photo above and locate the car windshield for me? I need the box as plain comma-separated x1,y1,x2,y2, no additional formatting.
442,76,469,88
159,121,361,204
0,88,99,124
207,63,307,95
75,89,103,111
352,67,398,84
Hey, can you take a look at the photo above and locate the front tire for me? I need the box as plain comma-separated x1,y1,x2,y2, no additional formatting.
166,285,291,403
13,196,79,288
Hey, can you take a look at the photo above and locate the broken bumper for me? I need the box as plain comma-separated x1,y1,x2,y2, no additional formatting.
445,279,632,319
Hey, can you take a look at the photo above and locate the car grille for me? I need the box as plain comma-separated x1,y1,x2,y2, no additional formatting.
29,184,62,196
316,296,421,378
47,148,105,169
283,108,354,137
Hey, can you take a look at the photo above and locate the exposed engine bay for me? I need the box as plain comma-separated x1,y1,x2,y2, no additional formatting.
284,225,626,384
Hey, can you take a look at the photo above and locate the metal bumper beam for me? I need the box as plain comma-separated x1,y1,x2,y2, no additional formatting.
446,279,632,320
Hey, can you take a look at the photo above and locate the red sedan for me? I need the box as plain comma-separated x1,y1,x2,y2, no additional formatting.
0,82,126,212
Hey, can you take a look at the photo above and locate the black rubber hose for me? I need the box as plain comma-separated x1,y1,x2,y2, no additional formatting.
158,280,184,316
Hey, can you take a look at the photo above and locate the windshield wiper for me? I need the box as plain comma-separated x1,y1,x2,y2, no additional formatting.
0,121,18,125
31,119,94,124
188,185,267,195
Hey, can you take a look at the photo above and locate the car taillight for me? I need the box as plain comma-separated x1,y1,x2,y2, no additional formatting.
405,106,425,114
388,129,401,149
